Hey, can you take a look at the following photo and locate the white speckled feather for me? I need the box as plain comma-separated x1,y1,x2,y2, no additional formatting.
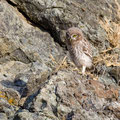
66,27,92,73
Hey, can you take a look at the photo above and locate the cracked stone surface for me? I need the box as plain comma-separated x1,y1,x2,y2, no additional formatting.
0,0,120,120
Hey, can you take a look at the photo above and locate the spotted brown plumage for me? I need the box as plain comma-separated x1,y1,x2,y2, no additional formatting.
66,27,92,75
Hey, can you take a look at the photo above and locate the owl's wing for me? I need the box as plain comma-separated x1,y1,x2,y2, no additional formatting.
82,38,92,58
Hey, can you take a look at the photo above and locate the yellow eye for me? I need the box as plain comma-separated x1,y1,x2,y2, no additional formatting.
72,34,77,38
70,34,78,41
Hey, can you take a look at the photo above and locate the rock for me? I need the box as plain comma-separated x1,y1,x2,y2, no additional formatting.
10,48,32,64
1,88,21,106
0,98,18,119
25,70,116,120
0,0,120,120
105,101,120,119
14,73,30,87
0,61,31,90
13,109,56,120
0,0,63,102
98,73,116,86
0,0,63,119
0,113,7,120
0,0,63,66
108,67,120,85
13,110,34,120
89,80,119,100
11,0,119,49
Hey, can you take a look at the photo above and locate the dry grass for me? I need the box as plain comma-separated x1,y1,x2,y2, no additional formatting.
96,0,120,67
99,0,120,47
50,54,98,80
99,18,120,47
54,56,67,73
93,49,120,67
50,54,68,73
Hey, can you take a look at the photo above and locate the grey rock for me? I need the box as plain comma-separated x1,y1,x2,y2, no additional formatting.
0,0,63,65
0,0,120,120
0,0,63,97
14,73,29,87
11,0,118,49
108,67,120,84
0,0,63,119
1,88,21,106
0,98,18,119
0,61,31,91
26,70,110,120
13,110,34,120
10,48,32,64
98,73,117,86
14,109,56,120
0,113,8,120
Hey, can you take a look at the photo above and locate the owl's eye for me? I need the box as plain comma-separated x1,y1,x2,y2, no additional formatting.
72,34,77,38
71,34,78,41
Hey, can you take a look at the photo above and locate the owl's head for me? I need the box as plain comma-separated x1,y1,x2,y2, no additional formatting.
66,27,83,44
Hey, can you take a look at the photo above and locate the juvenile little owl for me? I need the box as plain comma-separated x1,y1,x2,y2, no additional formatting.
66,27,92,75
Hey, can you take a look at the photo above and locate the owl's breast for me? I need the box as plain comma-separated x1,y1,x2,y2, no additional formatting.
68,44,92,68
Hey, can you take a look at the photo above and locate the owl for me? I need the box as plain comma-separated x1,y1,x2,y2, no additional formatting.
66,27,92,75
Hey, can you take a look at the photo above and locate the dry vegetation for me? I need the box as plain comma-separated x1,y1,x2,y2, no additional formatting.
95,0,120,68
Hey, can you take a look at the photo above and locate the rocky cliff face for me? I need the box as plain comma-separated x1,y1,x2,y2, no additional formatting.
0,0,120,120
